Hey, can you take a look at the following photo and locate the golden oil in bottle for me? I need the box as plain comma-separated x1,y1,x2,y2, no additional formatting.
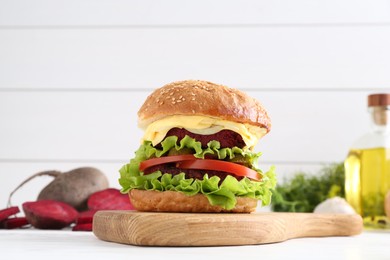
345,147,390,229
345,93,390,230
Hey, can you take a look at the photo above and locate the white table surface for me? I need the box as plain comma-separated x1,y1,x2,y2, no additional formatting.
0,229,388,260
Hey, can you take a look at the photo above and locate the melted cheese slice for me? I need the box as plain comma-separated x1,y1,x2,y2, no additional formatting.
141,115,267,149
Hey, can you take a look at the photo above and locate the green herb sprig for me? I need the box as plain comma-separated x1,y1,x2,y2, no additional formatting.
271,163,345,212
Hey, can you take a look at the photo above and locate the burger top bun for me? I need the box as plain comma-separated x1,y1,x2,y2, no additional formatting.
138,80,271,132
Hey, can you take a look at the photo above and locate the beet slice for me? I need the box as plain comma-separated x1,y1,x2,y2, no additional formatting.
76,209,97,224
72,223,93,232
1,217,29,229
0,207,20,222
87,188,134,210
23,200,78,229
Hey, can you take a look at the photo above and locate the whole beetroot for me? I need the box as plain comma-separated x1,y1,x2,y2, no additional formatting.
38,167,109,211
8,167,109,211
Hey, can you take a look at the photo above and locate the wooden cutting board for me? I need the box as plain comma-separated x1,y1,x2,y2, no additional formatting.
92,211,363,246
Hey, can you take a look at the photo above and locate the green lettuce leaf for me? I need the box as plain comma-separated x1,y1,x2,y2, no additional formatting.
144,135,262,167
119,136,276,210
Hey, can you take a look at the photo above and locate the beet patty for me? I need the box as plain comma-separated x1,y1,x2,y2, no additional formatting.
163,128,246,148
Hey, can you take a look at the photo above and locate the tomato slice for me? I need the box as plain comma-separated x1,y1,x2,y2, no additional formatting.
139,155,261,181
139,154,195,171
176,159,261,181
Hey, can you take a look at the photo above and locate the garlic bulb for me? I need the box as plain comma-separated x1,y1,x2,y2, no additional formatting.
314,197,356,214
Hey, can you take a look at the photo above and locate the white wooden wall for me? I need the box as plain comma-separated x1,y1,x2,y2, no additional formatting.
1,0,390,207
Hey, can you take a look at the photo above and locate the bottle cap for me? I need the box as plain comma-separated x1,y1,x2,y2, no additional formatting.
368,93,390,107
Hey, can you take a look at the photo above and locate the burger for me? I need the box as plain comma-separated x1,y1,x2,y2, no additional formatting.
119,80,276,213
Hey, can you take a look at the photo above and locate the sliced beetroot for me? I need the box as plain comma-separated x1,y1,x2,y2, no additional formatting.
76,209,97,224
72,223,92,232
87,188,134,210
1,217,29,229
22,200,79,229
0,207,20,222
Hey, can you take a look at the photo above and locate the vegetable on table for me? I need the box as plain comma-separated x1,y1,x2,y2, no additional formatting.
8,167,109,211
1,217,29,229
71,209,96,231
314,197,356,214
3,168,135,231
23,200,79,229
0,206,20,222
0,206,28,229
76,209,97,224
71,188,135,232
87,188,134,210
72,222,92,232
271,163,345,212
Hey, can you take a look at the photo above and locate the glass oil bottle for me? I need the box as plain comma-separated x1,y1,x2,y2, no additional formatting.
345,93,390,229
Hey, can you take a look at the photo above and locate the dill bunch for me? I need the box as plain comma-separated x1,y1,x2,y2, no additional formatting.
271,163,345,212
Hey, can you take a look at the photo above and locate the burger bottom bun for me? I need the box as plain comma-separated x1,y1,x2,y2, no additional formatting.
129,189,257,213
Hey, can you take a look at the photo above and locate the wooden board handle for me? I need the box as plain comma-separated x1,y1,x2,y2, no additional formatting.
275,213,363,239
93,211,363,246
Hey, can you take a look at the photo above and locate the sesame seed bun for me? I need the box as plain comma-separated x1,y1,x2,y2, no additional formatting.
129,189,257,213
138,80,271,132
